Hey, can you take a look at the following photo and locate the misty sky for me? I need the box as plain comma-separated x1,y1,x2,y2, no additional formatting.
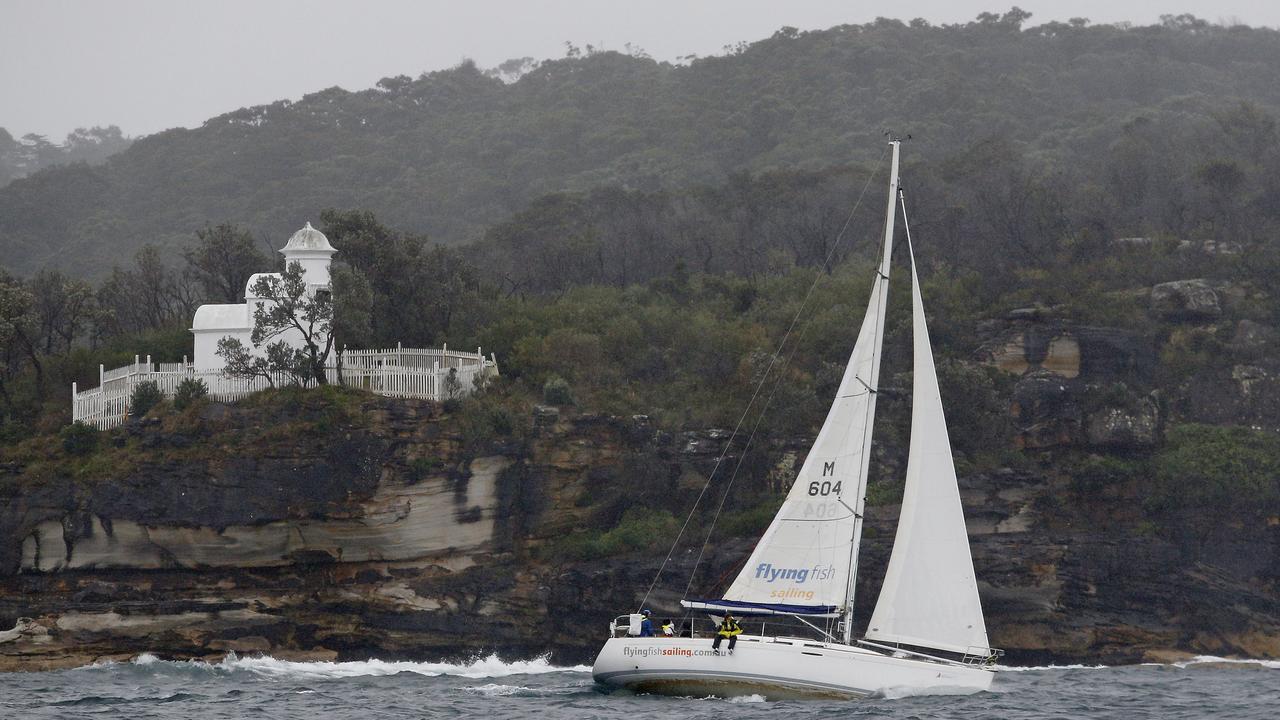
3,0,1277,140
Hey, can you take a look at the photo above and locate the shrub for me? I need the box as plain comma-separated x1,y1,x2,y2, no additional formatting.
443,368,463,399
716,496,784,539
1070,454,1140,497
129,380,164,417
546,507,679,561
542,375,574,406
173,378,209,410
408,456,444,482
60,421,99,456
1147,424,1280,520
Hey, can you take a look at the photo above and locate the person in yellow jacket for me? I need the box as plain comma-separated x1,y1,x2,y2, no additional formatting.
712,612,742,654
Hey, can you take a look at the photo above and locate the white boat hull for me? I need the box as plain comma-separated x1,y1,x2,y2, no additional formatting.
592,635,994,700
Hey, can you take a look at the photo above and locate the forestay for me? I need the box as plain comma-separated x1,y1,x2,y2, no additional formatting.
863,242,991,656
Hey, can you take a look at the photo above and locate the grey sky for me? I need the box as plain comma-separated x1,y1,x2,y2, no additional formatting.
3,0,1276,140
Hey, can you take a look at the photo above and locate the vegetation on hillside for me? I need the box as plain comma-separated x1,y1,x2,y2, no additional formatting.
0,126,131,188
2,10,1279,556
3,11,1280,277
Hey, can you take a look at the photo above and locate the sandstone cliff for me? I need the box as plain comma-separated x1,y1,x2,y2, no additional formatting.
3,300,1280,671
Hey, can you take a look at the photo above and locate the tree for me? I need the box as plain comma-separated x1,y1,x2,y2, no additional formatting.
218,261,333,386
320,208,478,345
30,270,97,354
216,336,307,387
96,245,198,339
184,222,268,303
0,272,41,413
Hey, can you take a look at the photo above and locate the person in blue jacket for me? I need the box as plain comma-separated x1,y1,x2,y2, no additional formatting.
638,609,655,637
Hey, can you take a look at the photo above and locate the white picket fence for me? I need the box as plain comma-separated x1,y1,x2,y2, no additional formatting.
72,344,499,430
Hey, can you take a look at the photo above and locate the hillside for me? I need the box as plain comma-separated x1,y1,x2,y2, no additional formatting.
3,12,1280,277
0,126,131,189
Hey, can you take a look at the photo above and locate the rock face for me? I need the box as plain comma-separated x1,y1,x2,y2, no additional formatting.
18,456,507,573
980,321,1158,449
981,323,1153,381
1,392,1279,671
1151,279,1222,321
1085,395,1161,448
1230,319,1279,357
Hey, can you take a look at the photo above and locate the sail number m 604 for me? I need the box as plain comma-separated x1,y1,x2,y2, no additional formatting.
808,481,842,496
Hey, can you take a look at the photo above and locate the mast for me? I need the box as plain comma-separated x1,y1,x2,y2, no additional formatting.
841,139,900,645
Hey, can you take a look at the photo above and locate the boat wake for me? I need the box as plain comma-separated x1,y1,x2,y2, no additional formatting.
999,656,1280,672
85,652,591,680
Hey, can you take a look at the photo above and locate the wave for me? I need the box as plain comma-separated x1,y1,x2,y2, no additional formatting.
462,683,535,696
1171,655,1280,670
996,663,1111,672
94,652,591,680
1000,656,1280,672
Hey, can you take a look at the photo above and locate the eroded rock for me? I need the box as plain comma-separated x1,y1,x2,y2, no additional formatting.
1085,395,1161,448
1151,279,1221,321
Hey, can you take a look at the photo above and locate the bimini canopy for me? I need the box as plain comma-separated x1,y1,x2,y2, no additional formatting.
681,598,839,618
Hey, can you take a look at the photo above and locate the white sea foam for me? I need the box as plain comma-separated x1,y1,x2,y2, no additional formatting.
1002,656,1280,672
109,652,589,679
216,653,589,679
131,653,161,666
728,693,768,703
1173,655,1280,669
463,683,533,696
996,663,1111,672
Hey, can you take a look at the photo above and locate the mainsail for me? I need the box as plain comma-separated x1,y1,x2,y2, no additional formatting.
715,145,901,618
862,240,991,656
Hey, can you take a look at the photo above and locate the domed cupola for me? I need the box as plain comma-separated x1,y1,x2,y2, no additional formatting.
280,221,337,287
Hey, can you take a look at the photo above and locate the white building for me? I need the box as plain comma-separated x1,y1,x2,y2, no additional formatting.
190,222,337,372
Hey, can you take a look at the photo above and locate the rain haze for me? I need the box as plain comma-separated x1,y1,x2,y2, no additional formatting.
3,0,1278,140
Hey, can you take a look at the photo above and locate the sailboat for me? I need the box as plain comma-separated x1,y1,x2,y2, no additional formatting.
592,140,1000,699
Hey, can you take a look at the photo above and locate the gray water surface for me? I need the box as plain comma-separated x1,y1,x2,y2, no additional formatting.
2,653,1276,719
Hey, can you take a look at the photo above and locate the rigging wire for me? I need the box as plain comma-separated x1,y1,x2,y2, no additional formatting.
636,146,891,612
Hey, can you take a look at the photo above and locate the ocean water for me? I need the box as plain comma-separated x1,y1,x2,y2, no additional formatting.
2,653,1277,719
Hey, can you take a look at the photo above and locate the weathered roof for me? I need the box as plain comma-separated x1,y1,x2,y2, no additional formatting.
191,303,249,331
280,221,336,254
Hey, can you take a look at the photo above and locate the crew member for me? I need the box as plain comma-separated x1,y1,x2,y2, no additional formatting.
661,619,675,637
638,609,655,637
712,612,742,654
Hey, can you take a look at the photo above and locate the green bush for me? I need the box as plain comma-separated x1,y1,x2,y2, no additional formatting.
173,377,209,410
408,456,444,482
1070,454,1141,496
716,496,784,538
865,476,905,506
129,380,164,417
542,375,574,406
1147,424,1280,520
548,507,679,561
60,421,99,456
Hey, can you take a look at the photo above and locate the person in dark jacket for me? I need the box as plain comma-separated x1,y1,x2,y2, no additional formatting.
638,609,655,637
712,613,742,654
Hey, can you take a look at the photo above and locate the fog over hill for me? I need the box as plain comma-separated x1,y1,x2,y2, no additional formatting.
2,13,1279,278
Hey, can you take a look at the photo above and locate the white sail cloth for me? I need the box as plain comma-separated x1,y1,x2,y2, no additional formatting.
719,279,885,611
863,247,991,656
